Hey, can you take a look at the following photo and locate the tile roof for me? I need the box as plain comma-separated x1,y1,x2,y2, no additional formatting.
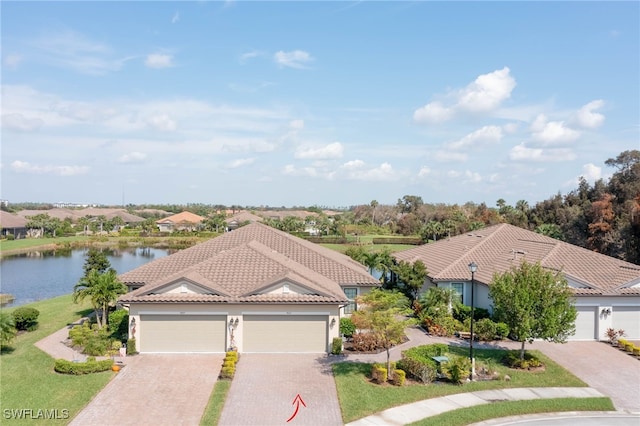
394,223,640,296
0,211,27,228
119,222,379,304
156,211,205,225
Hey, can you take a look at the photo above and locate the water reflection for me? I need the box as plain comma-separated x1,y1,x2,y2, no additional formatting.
0,247,172,307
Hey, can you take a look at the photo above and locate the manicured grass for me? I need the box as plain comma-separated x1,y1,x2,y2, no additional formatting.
200,380,232,425
334,346,587,423
0,236,90,253
0,295,115,425
409,397,615,426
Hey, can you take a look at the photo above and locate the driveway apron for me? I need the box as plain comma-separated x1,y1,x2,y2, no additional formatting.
524,341,640,413
70,354,223,426
218,354,342,426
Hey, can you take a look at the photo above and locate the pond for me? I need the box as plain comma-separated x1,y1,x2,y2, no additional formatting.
0,247,173,308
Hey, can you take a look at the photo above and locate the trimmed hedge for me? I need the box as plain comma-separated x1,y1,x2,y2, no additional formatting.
12,307,40,331
372,237,423,245
331,337,343,355
220,350,239,379
304,237,348,244
397,344,447,383
339,317,356,338
54,358,114,375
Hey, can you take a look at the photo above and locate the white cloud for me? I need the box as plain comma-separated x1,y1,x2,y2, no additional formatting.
10,160,89,176
530,114,580,145
509,143,576,162
171,12,180,24
446,125,503,150
580,163,602,182
433,150,468,163
463,170,482,183
295,142,344,160
289,119,304,130
4,54,23,69
414,67,516,124
240,50,263,63
573,100,605,129
339,161,398,181
283,164,318,177
30,30,131,75
503,123,520,134
227,158,255,168
147,114,177,131
413,101,454,124
418,166,433,177
118,152,147,164
145,54,174,69
458,67,516,112
1,113,44,131
274,50,314,69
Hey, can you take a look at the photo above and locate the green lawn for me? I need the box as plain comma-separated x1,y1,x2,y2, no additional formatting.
409,397,615,426
0,295,115,425
200,380,232,425
334,346,589,423
0,236,90,254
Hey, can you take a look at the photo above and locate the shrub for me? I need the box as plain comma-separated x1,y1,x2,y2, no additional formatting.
331,337,343,355
371,366,387,383
222,360,235,369
625,342,634,352
225,351,239,363
452,304,491,322
633,346,640,356
12,307,40,331
220,366,235,379
475,318,497,341
423,316,462,337
391,369,406,386
126,338,137,355
108,309,129,341
54,358,114,375
397,344,445,383
83,335,110,356
351,332,383,352
495,322,509,339
443,355,471,385
339,317,356,338
504,350,542,369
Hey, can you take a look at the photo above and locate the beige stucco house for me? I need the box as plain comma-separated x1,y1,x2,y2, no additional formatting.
394,223,640,341
155,211,205,232
118,223,379,353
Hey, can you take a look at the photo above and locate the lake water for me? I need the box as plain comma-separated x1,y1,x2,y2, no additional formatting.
0,247,172,307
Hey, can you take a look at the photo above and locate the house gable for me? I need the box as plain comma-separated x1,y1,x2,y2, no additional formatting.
249,274,328,298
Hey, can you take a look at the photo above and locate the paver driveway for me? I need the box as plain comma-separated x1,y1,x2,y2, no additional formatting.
218,354,342,426
70,354,223,426
523,341,640,413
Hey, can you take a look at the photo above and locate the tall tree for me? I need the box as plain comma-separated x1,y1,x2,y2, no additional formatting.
351,289,414,377
370,200,379,225
392,259,428,302
73,269,127,328
489,261,577,360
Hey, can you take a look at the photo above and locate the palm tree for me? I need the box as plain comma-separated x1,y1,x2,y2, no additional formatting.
73,269,127,328
370,200,379,225
0,312,16,348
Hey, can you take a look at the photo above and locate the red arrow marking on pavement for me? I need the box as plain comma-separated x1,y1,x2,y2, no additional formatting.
286,394,306,422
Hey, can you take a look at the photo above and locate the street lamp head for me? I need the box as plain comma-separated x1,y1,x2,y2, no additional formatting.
468,262,478,273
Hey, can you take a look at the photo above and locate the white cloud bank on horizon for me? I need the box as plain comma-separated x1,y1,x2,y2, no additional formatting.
10,160,90,176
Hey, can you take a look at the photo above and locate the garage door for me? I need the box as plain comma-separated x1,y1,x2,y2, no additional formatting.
612,306,640,340
140,315,226,353
572,306,597,340
243,315,327,353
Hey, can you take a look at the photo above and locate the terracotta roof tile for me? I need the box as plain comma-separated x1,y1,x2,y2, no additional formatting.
394,223,640,297
119,223,376,304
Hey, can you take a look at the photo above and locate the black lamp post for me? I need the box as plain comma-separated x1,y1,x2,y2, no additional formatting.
468,261,478,381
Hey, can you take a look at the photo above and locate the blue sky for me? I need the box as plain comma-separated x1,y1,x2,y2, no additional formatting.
2,1,638,208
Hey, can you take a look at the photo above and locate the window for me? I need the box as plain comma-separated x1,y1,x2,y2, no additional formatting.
451,283,464,304
283,284,290,294
344,288,358,314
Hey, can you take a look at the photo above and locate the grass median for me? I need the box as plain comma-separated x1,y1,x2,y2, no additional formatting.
0,295,115,425
334,345,602,424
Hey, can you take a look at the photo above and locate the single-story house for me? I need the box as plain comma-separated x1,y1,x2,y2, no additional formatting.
155,211,205,233
394,223,640,341
118,223,379,353
0,211,28,238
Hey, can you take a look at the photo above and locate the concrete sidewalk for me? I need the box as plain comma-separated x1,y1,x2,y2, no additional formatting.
346,387,606,426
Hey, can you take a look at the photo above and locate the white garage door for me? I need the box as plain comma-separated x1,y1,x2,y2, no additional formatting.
612,306,640,340
140,315,226,353
243,315,327,353
572,306,597,340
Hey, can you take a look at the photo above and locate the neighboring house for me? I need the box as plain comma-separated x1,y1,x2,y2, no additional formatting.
395,223,640,341
226,211,263,230
118,223,379,353
155,211,205,233
0,211,28,238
